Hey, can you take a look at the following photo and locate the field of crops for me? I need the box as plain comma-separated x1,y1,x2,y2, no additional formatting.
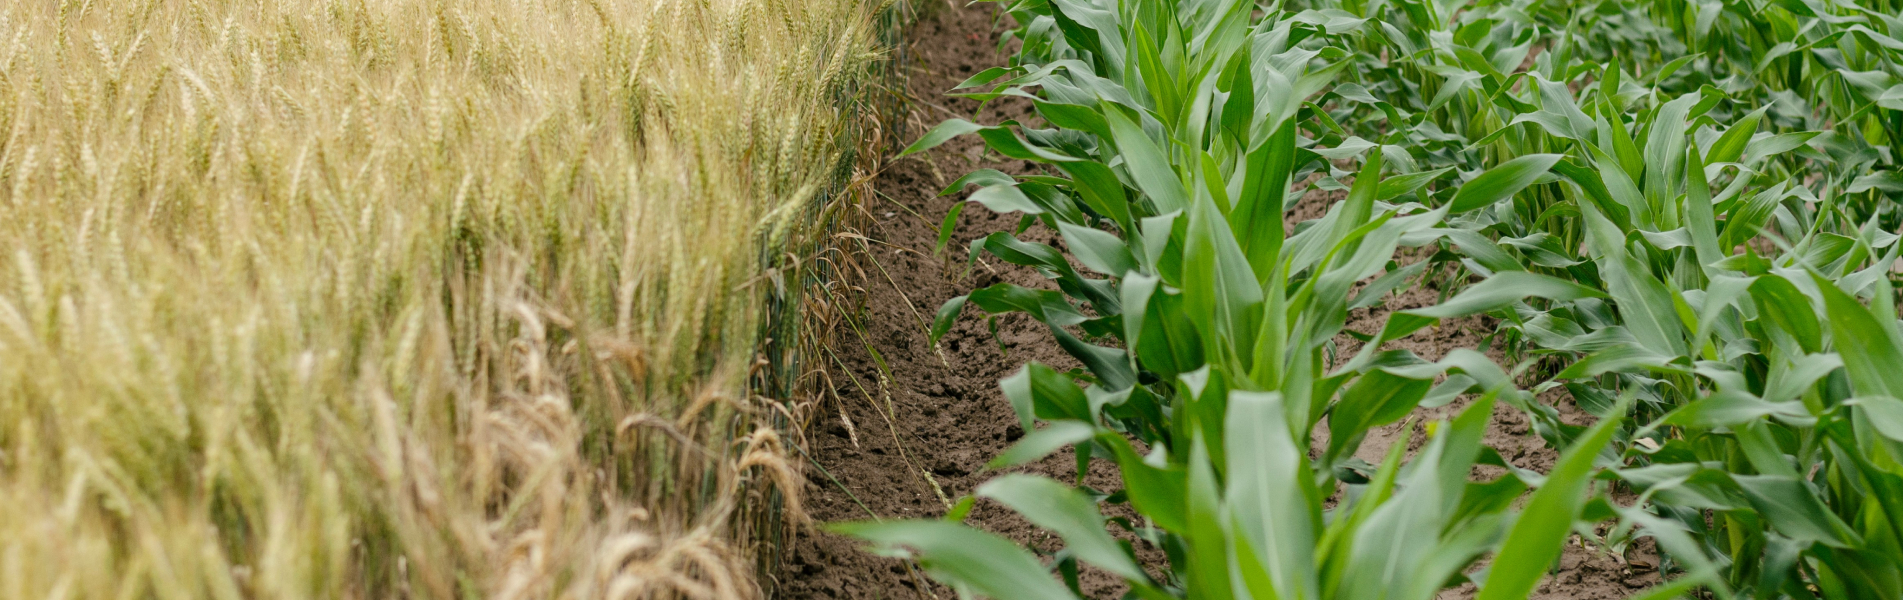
7,0,1903,598
827,0,1903,598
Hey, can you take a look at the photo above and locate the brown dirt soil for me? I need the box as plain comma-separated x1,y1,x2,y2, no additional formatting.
778,4,1657,599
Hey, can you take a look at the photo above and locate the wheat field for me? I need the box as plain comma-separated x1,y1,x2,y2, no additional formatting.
0,0,889,597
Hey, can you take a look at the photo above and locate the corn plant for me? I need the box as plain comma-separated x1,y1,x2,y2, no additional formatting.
834,0,1690,597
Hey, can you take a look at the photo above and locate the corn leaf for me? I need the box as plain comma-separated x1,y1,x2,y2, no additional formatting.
1447,154,1563,213
832,520,1079,600
978,475,1152,582
1404,271,1605,319
1477,399,1625,600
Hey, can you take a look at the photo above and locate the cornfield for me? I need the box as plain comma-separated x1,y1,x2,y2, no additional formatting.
0,0,891,597
846,0,1903,598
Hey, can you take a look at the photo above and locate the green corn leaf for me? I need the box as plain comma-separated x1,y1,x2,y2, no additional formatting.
1720,185,1785,250
1325,369,1433,463
968,182,1047,215
1477,398,1625,600
1178,367,1232,477
967,282,1089,328
1550,159,1632,227
1184,191,1262,371
935,201,968,256
1797,233,1859,275
1280,148,1386,280
1536,74,1595,136
1613,506,1732,598
929,296,967,347
1847,396,1903,443
1848,171,1903,194
1618,464,1749,511
1056,160,1134,233
1636,228,1693,251
1251,266,1289,393
1586,143,1650,230
1137,283,1206,379
1350,261,1429,311
1761,352,1844,405
1601,112,1645,185
1001,363,1093,430
1502,232,1583,268
1509,110,1584,141
1341,393,1495,600
1318,413,1408,597
1404,394,1503,598
1813,272,1903,399
1404,271,1605,319
939,169,1018,196
976,125,1088,164
1733,475,1861,548
1447,154,1563,213
1682,145,1724,274
951,65,1022,90
1740,132,1820,166
1311,137,1378,161
1035,100,1113,140
990,421,1097,468
899,118,986,157
832,520,1079,600
1215,42,1256,142
1056,221,1137,276
1048,0,1119,63
1184,429,1236,600
1343,312,1440,369
1051,326,1136,391
1440,228,1526,274
977,475,1151,583
1748,275,1824,354
1704,106,1767,165
1130,19,1184,126
1582,201,1688,357
1643,95,1696,224
1224,390,1321,600
1655,53,1706,85
1552,344,1681,380
1662,389,1814,428
1232,120,1297,284
1690,274,1753,358
1098,433,1189,532
1120,272,1157,357
1377,167,1454,201
1599,55,1624,108
1199,152,1234,214
1103,103,1188,213
972,233,1117,310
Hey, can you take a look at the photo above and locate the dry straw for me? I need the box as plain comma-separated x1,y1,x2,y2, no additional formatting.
0,0,889,597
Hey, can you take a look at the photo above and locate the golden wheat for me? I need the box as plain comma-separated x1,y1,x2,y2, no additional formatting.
0,0,887,597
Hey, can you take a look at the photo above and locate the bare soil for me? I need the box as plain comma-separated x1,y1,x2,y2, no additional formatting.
777,4,1657,599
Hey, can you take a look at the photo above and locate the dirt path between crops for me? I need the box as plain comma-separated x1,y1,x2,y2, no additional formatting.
780,4,1653,599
